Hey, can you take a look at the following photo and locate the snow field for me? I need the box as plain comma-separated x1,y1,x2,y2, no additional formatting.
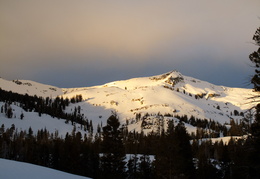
0,158,91,179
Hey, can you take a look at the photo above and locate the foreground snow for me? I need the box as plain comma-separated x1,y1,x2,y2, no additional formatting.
0,158,91,179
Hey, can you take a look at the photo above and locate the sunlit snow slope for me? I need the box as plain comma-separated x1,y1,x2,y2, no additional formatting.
0,78,63,98
62,71,255,123
0,71,256,134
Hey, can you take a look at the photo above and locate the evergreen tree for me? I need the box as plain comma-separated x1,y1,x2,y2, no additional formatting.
247,103,260,178
173,122,195,178
138,154,154,179
196,141,221,179
249,27,260,92
100,114,126,179
20,113,24,120
127,154,139,179
155,120,175,178
248,26,260,167
155,121,194,179
247,26,260,178
5,104,13,118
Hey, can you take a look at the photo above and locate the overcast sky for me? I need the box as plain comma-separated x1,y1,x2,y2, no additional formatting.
0,0,259,88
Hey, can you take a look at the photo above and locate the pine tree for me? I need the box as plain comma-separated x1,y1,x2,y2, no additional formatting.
197,141,220,179
6,104,13,118
155,121,194,179
20,113,24,120
248,26,260,171
155,120,175,178
138,154,154,179
127,154,139,179
247,26,260,178
249,27,260,92
100,114,126,179
247,103,260,178
173,122,195,178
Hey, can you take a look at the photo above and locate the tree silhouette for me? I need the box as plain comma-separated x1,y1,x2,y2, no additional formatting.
249,27,260,92
100,113,126,178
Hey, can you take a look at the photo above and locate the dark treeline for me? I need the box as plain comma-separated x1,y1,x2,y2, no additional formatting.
175,114,249,139
1,114,260,179
0,89,260,178
0,124,100,178
133,111,249,140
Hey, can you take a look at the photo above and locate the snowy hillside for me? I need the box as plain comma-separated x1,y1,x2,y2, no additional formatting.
0,71,256,134
0,102,88,138
0,77,63,98
0,158,91,179
61,71,256,131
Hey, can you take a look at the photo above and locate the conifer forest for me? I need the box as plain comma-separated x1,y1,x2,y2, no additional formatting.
0,87,259,179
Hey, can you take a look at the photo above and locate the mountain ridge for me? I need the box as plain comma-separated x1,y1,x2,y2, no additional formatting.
0,71,256,134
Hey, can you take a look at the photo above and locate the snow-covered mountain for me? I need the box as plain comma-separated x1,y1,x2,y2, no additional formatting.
0,71,256,134
0,77,63,98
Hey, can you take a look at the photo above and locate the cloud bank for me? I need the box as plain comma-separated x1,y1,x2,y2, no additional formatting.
0,0,259,87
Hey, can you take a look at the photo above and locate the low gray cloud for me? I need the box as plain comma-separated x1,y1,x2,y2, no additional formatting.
0,0,259,88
